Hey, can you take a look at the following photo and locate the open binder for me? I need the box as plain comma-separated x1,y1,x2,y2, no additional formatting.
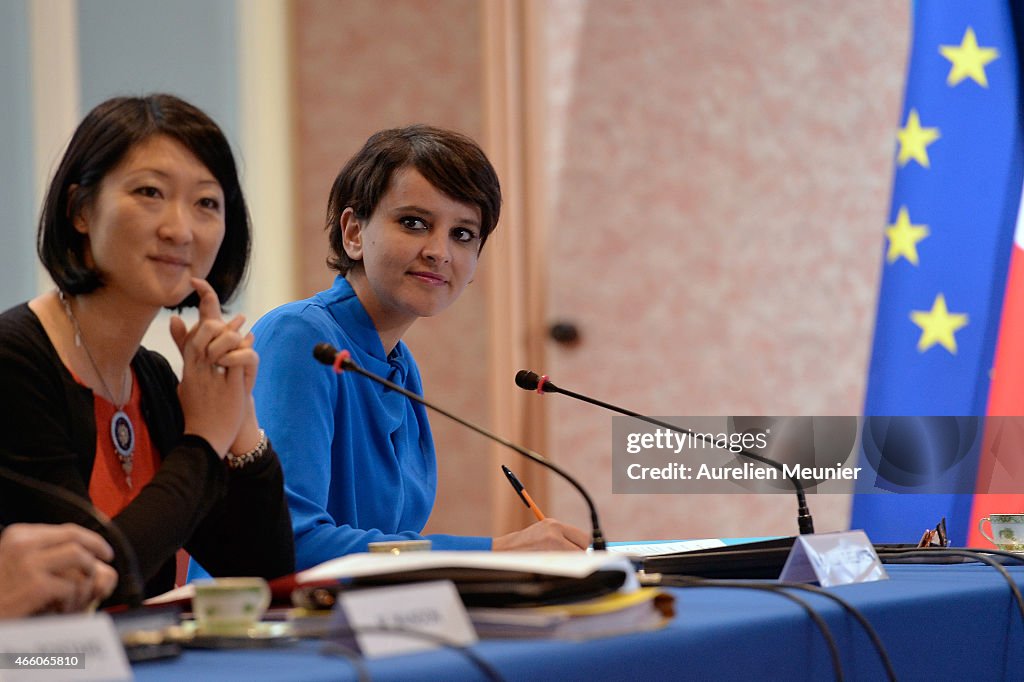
146,551,638,609
290,551,638,607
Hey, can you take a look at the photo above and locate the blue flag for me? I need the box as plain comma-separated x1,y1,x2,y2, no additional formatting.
851,1,1024,545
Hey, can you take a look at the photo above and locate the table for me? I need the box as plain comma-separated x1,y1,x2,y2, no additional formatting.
133,564,1024,681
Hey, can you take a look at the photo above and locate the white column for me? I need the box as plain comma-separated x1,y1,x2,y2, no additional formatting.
29,0,80,294
237,0,297,318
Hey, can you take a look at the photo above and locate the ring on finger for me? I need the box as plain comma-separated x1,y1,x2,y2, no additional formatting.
214,364,227,375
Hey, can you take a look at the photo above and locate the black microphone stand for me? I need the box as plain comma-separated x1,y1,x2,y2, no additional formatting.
516,370,815,535
314,345,607,550
0,464,145,607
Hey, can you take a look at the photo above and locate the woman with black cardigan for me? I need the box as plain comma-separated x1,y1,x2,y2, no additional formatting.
0,94,293,605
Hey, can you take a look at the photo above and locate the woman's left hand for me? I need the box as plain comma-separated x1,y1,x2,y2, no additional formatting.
170,279,259,456
173,283,257,394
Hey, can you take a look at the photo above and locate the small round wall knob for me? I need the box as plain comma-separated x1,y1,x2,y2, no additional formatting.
549,322,581,347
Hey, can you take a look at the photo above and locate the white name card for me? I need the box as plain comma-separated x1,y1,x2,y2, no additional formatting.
0,612,132,682
779,530,888,587
330,580,477,659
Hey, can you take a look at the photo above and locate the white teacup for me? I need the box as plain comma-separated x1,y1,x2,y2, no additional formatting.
192,577,271,635
978,513,1024,552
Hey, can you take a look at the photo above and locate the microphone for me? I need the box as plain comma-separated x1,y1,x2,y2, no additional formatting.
0,464,145,608
313,344,607,550
515,370,815,535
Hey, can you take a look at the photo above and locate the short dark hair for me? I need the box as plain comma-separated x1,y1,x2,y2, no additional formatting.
38,93,251,308
325,125,502,274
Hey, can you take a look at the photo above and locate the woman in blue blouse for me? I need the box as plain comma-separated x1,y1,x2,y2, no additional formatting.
252,126,588,570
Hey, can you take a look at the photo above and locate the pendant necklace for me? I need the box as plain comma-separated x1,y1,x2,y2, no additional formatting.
58,291,136,488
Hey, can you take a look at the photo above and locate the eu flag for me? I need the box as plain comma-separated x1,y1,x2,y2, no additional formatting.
851,1,1024,545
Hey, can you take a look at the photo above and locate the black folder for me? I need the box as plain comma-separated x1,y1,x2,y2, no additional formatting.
349,567,627,607
642,537,797,579
642,538,989,579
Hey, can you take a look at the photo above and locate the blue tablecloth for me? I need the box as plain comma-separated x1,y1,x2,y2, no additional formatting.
133,564,1024,681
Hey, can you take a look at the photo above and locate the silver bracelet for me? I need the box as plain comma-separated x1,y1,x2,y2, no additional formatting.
226,429,268,470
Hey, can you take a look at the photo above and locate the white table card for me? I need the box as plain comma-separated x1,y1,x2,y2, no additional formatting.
0,612,131,682
779,530,888,587
330,580,477,658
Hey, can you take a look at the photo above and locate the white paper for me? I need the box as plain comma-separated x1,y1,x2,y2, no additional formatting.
605,539,726,557
299,550,636,586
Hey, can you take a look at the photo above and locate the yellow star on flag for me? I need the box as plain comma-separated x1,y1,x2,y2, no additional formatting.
939,27,999,87
897,109,940,168
910,293,968,354
885,206,929,265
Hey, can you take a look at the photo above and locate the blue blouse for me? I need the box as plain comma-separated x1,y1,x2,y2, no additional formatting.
251,276,490,570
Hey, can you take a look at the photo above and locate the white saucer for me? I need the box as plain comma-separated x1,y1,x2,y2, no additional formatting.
180,621,297,648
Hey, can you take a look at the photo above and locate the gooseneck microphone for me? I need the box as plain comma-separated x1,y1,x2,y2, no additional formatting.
0,463,145,608
515,370,815,535
313,344,607,550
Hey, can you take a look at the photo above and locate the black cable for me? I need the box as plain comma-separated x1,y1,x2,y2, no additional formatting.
0,463,144,607
662,578,896,681
320,624,505,682
515,370,815,535
658,576,844,681
877,545,1024,565
774,582,897,682
877,548,1024,627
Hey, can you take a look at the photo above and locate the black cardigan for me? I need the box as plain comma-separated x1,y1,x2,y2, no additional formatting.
0,303,294,602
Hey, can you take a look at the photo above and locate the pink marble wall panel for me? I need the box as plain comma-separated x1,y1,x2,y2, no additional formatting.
544,0,910,541
292,0,494,536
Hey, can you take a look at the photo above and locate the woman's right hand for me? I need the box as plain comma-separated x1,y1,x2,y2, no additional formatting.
170,279,252,457
0,524,118,618
492,518,590,551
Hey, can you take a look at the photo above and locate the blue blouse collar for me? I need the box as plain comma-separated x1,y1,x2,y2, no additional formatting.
321,275,410,374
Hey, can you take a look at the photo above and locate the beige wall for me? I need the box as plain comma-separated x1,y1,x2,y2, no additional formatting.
543,0,909,540
291,0,911,541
